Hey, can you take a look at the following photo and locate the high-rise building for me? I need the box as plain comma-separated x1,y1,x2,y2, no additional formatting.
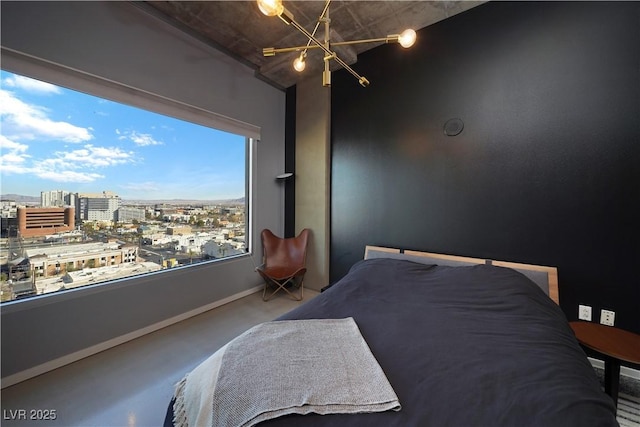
77,191,121,222
41,190,76,208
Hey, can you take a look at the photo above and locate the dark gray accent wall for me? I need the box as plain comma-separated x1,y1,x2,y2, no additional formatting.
330,2,640,334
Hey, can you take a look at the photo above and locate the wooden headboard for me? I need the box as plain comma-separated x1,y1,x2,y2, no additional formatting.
364,246,559,305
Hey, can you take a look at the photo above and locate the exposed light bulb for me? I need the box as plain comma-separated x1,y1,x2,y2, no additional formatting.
293,55,306,72
257,0,284,17
398,29,417,48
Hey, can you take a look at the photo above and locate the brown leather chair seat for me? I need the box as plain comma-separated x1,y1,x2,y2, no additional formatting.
256,228,309,301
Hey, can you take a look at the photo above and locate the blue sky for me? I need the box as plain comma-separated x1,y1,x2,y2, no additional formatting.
0,70,246,201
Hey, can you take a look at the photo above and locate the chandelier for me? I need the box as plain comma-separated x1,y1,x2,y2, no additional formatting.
257,0,417,87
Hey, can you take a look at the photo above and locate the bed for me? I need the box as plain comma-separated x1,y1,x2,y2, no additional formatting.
165,246,617,427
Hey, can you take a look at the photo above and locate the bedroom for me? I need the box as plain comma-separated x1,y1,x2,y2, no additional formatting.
1,1,639,426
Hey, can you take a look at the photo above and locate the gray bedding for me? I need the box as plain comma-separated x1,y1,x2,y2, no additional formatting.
262,258,617,426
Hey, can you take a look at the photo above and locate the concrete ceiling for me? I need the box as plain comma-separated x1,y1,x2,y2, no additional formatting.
143,1,484,90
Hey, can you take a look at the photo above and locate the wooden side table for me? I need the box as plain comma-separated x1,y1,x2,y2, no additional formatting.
569,321,640,408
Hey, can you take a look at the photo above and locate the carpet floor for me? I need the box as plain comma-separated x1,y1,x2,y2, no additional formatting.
593,368,640,427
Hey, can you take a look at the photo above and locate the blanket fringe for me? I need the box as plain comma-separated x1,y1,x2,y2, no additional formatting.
172,376,188,427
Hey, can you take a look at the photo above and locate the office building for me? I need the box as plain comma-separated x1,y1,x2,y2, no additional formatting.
16,207,75,238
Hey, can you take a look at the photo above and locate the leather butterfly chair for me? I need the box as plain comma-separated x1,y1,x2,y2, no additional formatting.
256,228,309,301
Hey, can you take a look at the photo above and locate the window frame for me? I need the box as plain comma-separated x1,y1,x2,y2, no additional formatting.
1,47,260,309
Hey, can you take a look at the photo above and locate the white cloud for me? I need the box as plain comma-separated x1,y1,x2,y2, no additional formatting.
0,134,29,153
0,153,30,173
35,169,104,183
117,129,163,147
40,144,136,169
0,135,31,172
2,141,137,184
3,75,62,95
131,133,162,146
3,160,105,182
0,89,93,143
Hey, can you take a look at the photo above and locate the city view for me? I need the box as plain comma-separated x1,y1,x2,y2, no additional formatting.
0,70,248,302
0,192,246,302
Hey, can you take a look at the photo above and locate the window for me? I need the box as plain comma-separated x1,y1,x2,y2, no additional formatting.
1,69,253,302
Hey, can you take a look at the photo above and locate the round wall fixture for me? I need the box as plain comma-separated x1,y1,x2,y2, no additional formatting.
444,118,464,136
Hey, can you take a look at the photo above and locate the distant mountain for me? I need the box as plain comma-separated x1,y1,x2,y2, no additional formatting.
123,197,245,206
0,194,40,204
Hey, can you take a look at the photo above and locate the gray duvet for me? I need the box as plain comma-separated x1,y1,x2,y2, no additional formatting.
263,258,618,426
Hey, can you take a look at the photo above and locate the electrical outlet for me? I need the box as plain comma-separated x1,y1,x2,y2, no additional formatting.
600,309,615,326
578,305,592,321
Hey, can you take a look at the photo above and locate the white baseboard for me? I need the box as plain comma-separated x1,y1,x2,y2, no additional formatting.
1,285,263,389
588,357,640,380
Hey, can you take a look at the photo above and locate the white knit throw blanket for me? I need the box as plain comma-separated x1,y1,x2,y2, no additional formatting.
173,317,401,427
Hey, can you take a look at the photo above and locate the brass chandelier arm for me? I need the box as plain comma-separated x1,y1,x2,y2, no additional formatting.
304,0,332,50
332,36,400,46
263,36,400,56
287,19,369,86
263,46,307,56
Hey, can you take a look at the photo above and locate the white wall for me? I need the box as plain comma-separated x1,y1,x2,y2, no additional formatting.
0,1,286,384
